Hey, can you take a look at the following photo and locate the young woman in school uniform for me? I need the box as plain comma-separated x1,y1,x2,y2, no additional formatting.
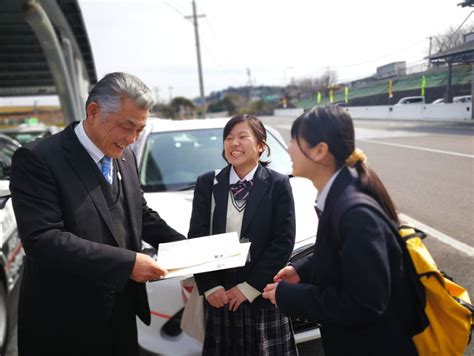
188,114,298,355
262,106,418,356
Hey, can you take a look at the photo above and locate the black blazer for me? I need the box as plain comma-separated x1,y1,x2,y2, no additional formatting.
276,168,417,356
188,164,296,308
9,123,184,354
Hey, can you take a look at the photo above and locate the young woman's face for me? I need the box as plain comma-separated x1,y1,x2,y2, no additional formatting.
224,121,263,175
288,136,314,179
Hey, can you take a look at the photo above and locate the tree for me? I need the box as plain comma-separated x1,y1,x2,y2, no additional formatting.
432,24,474,54
207,95,237,115
294,68,338,98
170,97,195,120
151,97,195,119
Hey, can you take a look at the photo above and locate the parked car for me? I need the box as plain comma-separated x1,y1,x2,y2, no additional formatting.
431,95,471,104
131,118,320,355
0,134,23,354
432,98,445,104
453,95,472,103
0,123,62,145
395,96,425,105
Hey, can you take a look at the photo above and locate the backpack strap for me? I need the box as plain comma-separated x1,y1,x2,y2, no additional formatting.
330,192,399,249
329,192,429,336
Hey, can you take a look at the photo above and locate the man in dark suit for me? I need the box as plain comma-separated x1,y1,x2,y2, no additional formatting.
9,72,185,356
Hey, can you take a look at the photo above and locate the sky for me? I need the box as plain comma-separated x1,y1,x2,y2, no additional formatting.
1,0,471,106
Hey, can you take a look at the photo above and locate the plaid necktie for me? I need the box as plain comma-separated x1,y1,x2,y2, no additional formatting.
229,179,254,201
101,156,113,184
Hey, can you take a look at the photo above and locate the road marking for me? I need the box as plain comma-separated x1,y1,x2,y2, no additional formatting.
399,213,474,257
360,139,474,158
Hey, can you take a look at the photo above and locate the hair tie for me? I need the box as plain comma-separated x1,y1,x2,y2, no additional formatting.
345,148,367,167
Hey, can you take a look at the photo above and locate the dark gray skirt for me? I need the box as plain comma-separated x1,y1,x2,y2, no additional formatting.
202,301,298,356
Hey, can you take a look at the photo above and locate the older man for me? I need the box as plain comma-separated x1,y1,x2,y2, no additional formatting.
10,72,184,356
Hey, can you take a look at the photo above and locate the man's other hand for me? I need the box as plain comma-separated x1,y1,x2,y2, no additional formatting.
130,253,168,282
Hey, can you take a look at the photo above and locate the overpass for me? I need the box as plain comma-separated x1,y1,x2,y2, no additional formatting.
0,0,97,123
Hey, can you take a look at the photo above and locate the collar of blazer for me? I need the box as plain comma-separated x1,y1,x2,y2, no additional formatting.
317,166,356,231
61,123,141,250
212,164,271,236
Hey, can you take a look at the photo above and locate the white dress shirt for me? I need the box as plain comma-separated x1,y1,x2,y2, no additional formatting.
74,120,113,176
204,164,261,303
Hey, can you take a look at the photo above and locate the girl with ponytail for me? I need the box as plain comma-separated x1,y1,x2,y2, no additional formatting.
263,106,418,355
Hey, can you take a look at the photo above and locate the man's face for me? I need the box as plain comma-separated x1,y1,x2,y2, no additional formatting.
85,97,148,158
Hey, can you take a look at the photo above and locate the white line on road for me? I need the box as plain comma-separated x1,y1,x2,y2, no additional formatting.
399,213,474,257
360,139,474,158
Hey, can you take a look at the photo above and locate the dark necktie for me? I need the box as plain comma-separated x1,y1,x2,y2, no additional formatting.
101,156,113,184
229,179,254,201
314,202,322,218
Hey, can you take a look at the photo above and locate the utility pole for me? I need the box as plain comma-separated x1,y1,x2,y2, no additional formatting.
246,67,252,101
168,86,173,103
185,0,206,117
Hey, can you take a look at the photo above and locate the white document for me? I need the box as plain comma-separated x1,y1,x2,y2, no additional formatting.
156,232,251,279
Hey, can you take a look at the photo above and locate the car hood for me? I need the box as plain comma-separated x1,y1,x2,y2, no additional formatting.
144,176,317,250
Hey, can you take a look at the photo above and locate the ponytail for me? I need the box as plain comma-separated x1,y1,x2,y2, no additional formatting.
345,148,399,224
353,160,399,225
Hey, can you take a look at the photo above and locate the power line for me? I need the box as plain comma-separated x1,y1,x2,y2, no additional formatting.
453,10,474,34
160,0,188,17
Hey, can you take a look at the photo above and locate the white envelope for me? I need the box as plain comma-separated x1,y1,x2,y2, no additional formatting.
155,232,251,279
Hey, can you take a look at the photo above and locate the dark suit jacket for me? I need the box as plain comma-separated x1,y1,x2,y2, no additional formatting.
188,164,296,309
276,168,417,356
9,123,184,354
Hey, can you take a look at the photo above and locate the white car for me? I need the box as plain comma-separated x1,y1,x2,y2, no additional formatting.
131,118,320,355
432,95,472,104
395,96,425,105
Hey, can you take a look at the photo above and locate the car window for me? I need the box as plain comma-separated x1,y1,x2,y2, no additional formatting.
7,130,51,145
140,128,292,192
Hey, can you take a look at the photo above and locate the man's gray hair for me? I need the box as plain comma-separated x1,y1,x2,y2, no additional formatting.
85,72,155,115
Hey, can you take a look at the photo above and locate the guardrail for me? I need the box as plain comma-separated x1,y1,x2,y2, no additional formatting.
275,104,472,121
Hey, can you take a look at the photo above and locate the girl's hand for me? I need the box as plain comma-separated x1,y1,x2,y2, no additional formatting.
207,288,228,308
225,287,247,311
273,265,300,284
262,283,278,305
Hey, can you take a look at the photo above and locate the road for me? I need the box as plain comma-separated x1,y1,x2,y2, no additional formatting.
262,116,474,356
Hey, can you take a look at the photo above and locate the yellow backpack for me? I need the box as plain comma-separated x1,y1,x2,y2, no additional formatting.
400,226,473,355
334,194,473,356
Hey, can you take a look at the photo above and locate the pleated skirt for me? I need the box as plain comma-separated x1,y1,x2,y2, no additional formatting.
202,302,298,356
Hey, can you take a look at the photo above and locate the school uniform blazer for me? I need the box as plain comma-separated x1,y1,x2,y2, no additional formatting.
9,123,184,353
275,167,417,355
188,164,296,308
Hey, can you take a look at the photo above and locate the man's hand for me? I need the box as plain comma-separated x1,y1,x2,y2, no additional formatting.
130,253,168,283
225,286,247,312
273,265,300,284
262,282,278,305
207,288,228,308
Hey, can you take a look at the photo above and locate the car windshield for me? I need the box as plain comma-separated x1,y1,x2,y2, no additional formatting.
140,128,292,192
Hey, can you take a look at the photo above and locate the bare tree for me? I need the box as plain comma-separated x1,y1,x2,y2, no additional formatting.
294,69,338,98
432,24,474,53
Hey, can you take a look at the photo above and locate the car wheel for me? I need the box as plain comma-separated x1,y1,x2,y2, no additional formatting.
0,282,8,355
